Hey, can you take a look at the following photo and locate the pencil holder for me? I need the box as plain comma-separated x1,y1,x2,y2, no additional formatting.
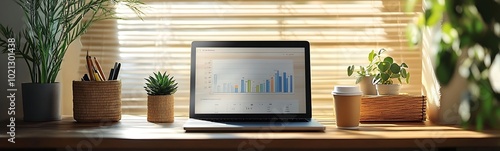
72,81,121,122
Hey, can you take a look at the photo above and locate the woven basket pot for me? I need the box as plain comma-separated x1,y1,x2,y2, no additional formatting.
72,81,121,122
147,95,174,123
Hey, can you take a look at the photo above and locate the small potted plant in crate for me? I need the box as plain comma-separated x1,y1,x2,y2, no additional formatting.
372,56,410,95
144,71,178,123
347,48,387,95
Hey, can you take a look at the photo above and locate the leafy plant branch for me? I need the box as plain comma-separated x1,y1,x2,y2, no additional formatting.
0,0,144,83
347,48,387,84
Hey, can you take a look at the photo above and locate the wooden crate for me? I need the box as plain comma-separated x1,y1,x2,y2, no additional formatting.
360,95,426,121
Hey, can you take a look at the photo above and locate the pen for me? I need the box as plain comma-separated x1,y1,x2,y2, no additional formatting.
108,68,115,81
83,74,90,81
112,63,121,80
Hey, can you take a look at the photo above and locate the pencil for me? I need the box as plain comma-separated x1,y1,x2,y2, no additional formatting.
86,51,95,81
93,57,106,81
94,71,101,81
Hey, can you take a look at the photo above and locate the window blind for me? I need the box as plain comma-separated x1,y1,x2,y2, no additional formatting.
80,0,422,116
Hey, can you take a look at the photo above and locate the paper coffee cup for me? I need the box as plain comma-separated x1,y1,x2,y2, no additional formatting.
332,86,362,129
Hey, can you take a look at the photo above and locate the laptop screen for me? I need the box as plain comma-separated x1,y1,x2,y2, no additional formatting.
194,46,307,114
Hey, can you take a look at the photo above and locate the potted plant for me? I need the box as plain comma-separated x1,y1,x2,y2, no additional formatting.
144,71,178,123
347,48,386,95
0,0,143,121
372,56,410,95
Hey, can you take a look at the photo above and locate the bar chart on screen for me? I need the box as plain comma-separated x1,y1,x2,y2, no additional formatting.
209,59,294,94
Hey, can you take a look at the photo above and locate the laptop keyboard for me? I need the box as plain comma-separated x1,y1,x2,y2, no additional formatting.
200,118,310,122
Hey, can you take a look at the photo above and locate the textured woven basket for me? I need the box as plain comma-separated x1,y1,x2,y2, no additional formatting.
147,95,174,123
360,95,426,121
72,81,121,122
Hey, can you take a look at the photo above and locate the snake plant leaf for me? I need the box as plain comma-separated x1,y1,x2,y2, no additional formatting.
347,65,354,76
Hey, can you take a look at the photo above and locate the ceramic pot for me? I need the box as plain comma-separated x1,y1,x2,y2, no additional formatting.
22,83,61,122
375,84,401,95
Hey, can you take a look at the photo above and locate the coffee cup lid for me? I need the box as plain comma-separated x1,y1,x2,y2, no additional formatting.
331,86,362,95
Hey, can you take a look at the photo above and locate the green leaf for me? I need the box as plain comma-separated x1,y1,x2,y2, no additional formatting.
390,63,401,74
435,49,457,86
378,62,390,72
378,48,386,55
401,68,407,78
426,1,444,26
390,74,400,78
401,63,408,68
355,76,362,84
406,72,411,84
368,50,375,62
381,73,390,81
347,65,354,76
383,57,394,64
398,77,402,84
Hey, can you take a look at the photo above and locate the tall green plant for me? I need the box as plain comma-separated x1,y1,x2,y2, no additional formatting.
407,0,500,130
0,0,143,83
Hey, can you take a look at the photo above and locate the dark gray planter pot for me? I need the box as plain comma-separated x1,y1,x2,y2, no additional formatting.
22,83,61,122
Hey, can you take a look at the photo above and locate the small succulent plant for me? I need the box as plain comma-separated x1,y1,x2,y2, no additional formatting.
144,72,178,95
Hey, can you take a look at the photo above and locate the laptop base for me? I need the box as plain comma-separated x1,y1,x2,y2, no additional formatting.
183,118,325,132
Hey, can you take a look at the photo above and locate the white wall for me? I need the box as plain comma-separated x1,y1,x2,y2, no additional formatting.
0,0,29,122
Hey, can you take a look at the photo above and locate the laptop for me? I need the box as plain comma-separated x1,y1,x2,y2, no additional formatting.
183,41,325,132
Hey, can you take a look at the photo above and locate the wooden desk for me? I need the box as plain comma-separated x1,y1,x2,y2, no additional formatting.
1,115,499,150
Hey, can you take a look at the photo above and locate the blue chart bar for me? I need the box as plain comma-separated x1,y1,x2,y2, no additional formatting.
283,72,288,93
213,70,293,93
265,80,270,93
259,83,266,93
275,71,279,92
240,79,245,93
279,76,282,92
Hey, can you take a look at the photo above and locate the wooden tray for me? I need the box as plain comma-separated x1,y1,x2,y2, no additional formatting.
360,95,426,121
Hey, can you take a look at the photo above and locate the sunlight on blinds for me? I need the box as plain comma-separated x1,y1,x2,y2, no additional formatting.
80,0,422,116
